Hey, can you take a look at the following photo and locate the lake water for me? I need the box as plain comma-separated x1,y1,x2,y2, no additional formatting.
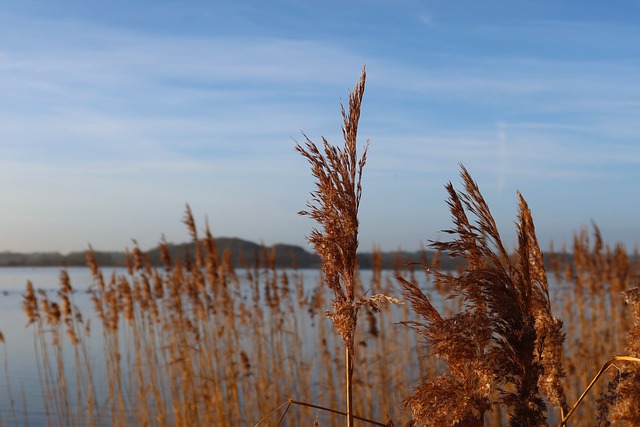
0,267,118,426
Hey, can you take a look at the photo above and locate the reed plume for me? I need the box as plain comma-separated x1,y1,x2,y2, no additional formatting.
296,67,368,354
400,165,567,426
296,66,398,426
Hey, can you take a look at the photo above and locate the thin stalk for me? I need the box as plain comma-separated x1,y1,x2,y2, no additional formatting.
1,337,17,425
346,347,354,427
560,355,640,426
254,398,390,427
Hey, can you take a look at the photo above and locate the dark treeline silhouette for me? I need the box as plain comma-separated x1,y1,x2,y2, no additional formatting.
0,237,618,272
0,238,466,270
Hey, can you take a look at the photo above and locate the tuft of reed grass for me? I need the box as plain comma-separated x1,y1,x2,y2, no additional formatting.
399,165,567,426
294,66,399,426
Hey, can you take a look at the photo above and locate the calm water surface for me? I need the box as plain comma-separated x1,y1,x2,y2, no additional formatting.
0,267,123,426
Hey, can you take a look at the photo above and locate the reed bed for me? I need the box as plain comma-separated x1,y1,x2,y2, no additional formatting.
6,219,638,426
1,69,639,426
12,227,428,426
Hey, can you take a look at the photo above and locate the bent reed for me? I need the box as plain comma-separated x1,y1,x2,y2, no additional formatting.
1,70,639,426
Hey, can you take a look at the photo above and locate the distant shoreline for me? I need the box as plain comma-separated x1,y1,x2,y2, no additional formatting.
0,237,467,270
0,237,596,272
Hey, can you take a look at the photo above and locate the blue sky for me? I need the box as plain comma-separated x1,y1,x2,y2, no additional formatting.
1,1,639,254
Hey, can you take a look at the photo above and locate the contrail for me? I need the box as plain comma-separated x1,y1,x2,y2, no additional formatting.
497,121,507,193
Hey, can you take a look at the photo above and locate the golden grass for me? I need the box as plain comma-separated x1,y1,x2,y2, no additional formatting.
6,212,640,427
293,66,399,427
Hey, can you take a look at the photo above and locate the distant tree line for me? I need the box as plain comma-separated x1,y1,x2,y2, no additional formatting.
0,237,581,271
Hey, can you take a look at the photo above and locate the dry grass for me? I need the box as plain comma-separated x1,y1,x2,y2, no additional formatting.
14,218,414,426
293,66,399,426
8,209,640,427
399,168,640,427
399,166,567,426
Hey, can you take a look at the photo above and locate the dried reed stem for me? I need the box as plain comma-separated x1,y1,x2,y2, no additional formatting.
296,66,366,427
254,399,391,427
561,355,640,426
296,66,398,426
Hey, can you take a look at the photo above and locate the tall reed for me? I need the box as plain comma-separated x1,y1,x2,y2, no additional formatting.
399,165,567,426
296,66,398,426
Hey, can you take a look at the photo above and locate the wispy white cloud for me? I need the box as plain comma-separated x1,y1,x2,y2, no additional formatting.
1,6,639,252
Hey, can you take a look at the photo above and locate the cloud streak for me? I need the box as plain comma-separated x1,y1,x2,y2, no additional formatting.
0,5,639,252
